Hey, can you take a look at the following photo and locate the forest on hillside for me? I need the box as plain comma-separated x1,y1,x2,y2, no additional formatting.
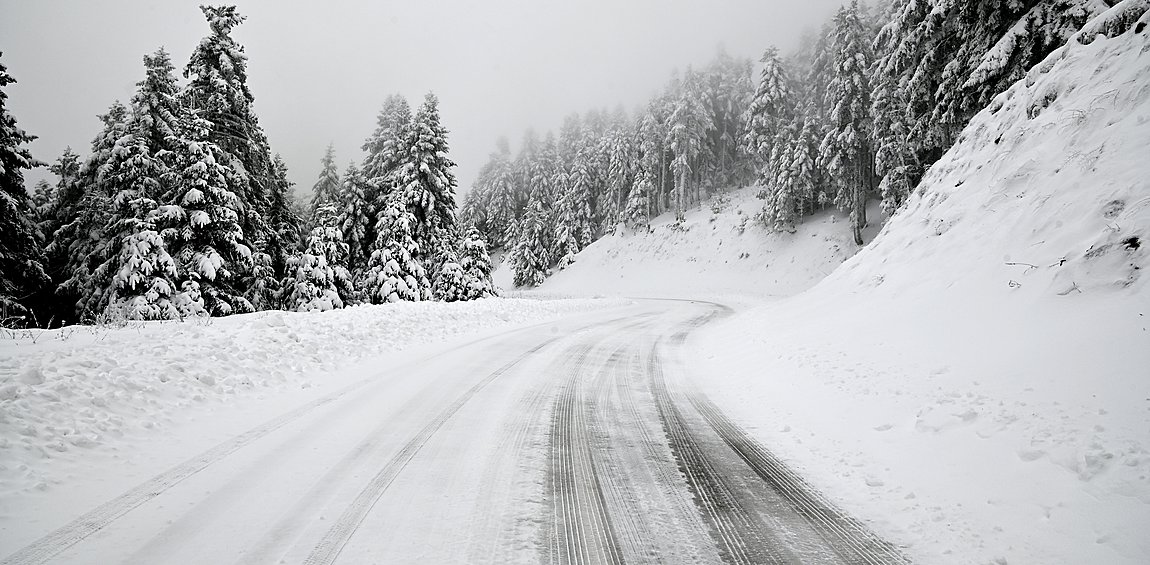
2,1,1143,327
462,0,1133,287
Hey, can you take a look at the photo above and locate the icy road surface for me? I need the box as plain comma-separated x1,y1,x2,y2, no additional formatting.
1,301,906,564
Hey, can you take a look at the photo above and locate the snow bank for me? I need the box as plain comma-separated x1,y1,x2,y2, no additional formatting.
0,298,615,494
691,26,1150,565
502,185,882,299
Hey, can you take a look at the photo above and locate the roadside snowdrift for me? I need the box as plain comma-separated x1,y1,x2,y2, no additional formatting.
0,298,613,496
495,186,883,299
691,24,1150,565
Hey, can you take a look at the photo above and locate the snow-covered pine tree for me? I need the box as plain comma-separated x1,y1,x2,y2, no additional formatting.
89,49,203,320
336,161,370,288
745,47,795,184
361,94,413,252
282,203,348,312
869,70,916,215
624,170,653,231
263,154,302,295
665,68,713,221
457,227,496,300
762,115,820,232
54,103,126,320
183,5,275,281
396,93,461,284
602,116,636,232
508,188,550,288
310,143,340,221
155,110,254,316
818,1,875,245
431,247,466,302
361,94,413,188
361,193,430,303
0,53,49,322
874,0,1106,173
474,137,517,248
105,221,188,320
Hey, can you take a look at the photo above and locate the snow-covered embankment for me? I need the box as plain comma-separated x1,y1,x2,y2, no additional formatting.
690,19,1150,565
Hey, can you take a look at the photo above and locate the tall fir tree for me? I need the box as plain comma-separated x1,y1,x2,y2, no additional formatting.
264,154,302,290
183,5,274,277
457,227,496,300
0,53,49,322
54,102,125,319
310,143,340,220
154,109,254,316
745,47,795,183
818,1,875,245
665,68,712,221
336,161,370,285
361,192,430,303
395,93,460,283
283,203,348,312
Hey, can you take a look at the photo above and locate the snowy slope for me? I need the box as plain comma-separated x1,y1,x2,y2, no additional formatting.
0,298,616,497
689,22,1150,565
493,185,884,299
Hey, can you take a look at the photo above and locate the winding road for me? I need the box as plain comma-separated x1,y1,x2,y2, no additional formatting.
1,300,908,564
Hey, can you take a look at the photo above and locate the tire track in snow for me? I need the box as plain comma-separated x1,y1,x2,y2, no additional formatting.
300,337,563,565
0,312,628,565
687,393,911,565
653,300,909,564
646,343,791,565
0,374,373,565
546,341,626,565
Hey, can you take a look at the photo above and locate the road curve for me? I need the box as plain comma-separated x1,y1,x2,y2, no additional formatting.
0,300,908,565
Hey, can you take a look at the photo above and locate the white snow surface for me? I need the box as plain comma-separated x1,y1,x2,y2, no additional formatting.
495,185,885,301
523,23,1149,565
677,29,1149,565
0,298,616,497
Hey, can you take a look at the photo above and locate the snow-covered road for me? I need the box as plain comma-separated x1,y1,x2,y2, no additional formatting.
2,300,905,564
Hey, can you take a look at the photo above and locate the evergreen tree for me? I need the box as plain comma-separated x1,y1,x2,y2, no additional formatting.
745,47,795,182
55,103,125,319
0,53,48,322
336,161,370,283
624,170,653,231
362,94,413,188
665,68,712,221
508,189,550,288
264,154,302,291
395,93,460,282
95,49,194,319
361,193,430,303
183,5,274,271
431,247,466,302
457,227,496,300
310,143,340,219
818,1,875,245
155,111,254,316
283,203,348,312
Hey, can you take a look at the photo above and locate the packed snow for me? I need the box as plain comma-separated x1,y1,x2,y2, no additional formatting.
0,298,616,498
532,20,1150,565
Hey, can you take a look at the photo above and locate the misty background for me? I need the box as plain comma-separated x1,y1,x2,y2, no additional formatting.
1,0,840,197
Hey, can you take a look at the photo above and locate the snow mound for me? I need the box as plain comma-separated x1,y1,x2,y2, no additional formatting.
0,298,614,494
690,26,1150,565
508,185,882,299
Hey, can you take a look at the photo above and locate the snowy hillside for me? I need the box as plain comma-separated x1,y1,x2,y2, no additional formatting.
687,22,1150,565
494,185,884,299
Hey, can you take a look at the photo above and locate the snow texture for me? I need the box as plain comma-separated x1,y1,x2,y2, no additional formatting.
0,298,616,496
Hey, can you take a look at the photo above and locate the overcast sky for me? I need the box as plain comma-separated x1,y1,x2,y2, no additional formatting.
2,0,841,198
